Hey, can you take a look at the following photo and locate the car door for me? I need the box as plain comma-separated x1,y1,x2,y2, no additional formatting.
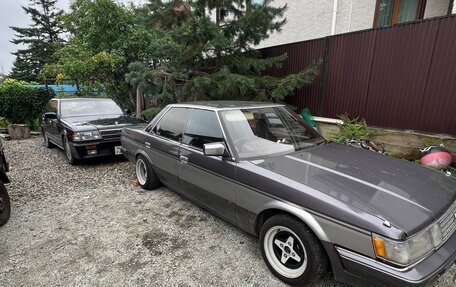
42,100,60,144
178,108,237,224
147,107,189,191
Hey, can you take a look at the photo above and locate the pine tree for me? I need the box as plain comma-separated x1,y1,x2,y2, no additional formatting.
126,0,320,103
10,0,64,82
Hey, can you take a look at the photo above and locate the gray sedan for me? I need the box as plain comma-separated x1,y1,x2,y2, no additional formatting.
121,101,456,286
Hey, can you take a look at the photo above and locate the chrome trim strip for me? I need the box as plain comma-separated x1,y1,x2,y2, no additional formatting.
168,103,284,112
147,105,172,133
336,246,428,272
217,104,285,111
215,110,235,161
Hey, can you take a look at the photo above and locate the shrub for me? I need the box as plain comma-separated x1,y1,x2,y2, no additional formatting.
331,113,377,143
0,117,10,128
142,107,163,121
0,83,54,127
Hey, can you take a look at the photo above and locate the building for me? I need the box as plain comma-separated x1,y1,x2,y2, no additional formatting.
258,0,456,48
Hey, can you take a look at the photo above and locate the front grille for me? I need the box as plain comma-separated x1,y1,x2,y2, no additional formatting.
100,129,122,141
438,200,456,242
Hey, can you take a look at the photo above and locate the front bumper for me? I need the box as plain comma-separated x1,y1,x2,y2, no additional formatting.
330,231,456,287
68,140,122,160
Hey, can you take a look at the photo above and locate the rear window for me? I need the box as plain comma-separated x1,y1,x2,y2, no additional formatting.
153,107,189,142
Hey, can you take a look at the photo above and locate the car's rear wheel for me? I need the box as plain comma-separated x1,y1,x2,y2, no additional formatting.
135,155,160,190
63,137,77,165
260,214,328,285
0,181,11,226
42,130,54,148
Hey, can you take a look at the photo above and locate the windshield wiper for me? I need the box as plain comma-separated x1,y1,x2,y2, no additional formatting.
317,139,331,145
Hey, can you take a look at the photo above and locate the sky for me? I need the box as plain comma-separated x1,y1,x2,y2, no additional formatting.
0,0,144,75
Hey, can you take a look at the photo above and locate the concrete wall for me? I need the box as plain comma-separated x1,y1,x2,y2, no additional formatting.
257,0,452,49
258,0,377,49
345,0,376,32
257,0,333,49
424,0,451,18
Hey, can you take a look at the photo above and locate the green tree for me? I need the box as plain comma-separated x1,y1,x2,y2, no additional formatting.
10,0,64,82
126,0,321,105
42,0,152,108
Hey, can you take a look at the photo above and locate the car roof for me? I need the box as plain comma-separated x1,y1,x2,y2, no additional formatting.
52,98,114,101
170,101,284,111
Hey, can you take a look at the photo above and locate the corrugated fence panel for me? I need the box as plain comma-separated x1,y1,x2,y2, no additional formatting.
364,20,439,131
260,15,456,135
418,17,456,135
261,38,325,113
323,30,376,118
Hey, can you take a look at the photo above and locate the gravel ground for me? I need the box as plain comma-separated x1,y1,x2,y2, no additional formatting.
0,137,455,287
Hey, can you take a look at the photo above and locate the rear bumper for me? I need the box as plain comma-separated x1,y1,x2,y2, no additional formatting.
327,231,456,287
68,140,122,160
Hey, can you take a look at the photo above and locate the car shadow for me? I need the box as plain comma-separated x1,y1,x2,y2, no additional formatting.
77,155,128,167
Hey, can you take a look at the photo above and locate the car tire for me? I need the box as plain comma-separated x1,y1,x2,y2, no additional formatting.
42,130,54,148
259,214,329,286
135,155,160,190
0,182,11,226
63,136,78,165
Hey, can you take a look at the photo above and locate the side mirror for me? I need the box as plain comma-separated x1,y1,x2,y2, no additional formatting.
44,112,57,120
203,142,227,157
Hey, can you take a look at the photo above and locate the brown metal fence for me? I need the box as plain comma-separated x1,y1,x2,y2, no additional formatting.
261,15,456,135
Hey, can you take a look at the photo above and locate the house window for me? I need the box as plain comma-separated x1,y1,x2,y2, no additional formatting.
374,0,426,28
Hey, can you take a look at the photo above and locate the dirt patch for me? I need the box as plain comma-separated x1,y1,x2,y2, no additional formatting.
0,137,454,286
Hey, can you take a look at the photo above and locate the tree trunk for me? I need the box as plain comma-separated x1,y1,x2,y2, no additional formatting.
136,87,143,119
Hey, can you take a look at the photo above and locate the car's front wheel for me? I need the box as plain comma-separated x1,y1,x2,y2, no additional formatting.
63,136,77,165
0,181,11,226
135,155,160,190
260,214,328,285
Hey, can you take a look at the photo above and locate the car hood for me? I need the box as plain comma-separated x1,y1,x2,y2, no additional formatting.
63,115,145,131
252,143,456,236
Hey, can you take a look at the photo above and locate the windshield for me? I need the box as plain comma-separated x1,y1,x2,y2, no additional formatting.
60,99,123,117
220,106,323,159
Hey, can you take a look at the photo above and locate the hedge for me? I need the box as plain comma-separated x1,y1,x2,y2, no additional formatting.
0,84,54,127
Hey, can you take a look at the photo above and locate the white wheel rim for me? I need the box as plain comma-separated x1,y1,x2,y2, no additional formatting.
264,226,308,278
136,159,147,185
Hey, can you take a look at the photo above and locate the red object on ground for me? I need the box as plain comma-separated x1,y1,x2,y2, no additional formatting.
420,147,453,170
132,179,140,187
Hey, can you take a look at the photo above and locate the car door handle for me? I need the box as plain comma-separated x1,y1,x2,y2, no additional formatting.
145,142,151,148
179,155,188,163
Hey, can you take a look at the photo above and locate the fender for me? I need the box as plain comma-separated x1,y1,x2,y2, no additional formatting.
135,149,153,164
259,201,329,242
0,171,9,184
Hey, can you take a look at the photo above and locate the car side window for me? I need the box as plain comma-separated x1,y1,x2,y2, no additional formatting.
183,109,224,149
153,107,189,142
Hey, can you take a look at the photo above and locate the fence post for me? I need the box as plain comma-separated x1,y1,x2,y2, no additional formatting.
318,37,330,116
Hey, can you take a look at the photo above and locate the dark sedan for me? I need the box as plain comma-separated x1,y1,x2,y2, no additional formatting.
41,98,146,165
121,101,456,286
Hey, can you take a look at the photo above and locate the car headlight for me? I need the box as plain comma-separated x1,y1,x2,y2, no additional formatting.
372,224,443,266
72,131,101,141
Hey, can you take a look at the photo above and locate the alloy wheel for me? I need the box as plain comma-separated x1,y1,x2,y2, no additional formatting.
263,225,308,278
136,158,148,185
